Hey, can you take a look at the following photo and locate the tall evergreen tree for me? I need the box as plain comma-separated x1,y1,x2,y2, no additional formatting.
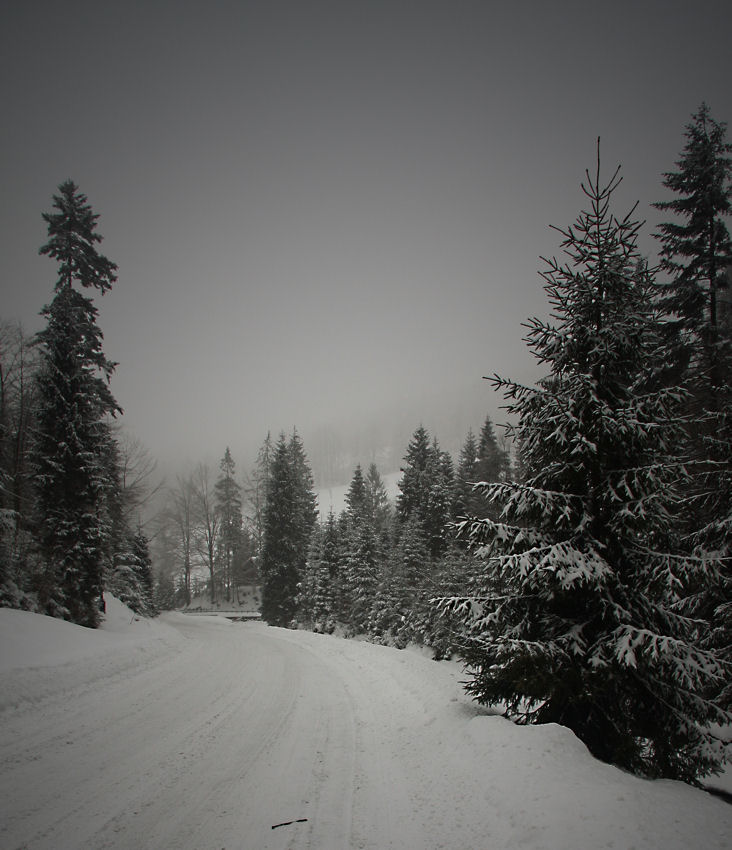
442,151,729,782
33,181,120,627
397,426,453,556
653,105,732,702
476,416,510,490
371,514,428,646
299,510,341,632
108,526,154,615
345,463,368,521
343,518,379,634
453,420,510,527
132,528,154,605
287,429,318,567
396,425,432,525
424,439,455,557
454,428,480,521
260,431,317,626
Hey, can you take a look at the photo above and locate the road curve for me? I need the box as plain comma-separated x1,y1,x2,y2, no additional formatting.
0,615,459,850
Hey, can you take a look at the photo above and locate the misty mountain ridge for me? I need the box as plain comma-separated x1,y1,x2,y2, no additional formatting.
303,378,513,489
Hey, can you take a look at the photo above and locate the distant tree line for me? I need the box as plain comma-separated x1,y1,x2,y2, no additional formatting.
151,419,509,644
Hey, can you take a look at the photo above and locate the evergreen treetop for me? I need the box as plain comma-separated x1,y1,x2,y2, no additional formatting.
345,464,367,522
654,103,732,332
39,180,118,295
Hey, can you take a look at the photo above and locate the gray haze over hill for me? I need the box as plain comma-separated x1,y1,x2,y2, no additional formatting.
2,1,730,484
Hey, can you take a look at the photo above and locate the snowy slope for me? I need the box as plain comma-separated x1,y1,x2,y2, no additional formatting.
0,600,730,849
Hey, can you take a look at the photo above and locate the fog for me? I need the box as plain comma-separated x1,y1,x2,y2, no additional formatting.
2,0,731,482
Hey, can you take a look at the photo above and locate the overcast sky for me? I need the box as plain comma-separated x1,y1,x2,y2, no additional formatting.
2,0,731,479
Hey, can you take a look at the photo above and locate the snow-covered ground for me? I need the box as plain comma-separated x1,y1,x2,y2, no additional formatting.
1,598,730,850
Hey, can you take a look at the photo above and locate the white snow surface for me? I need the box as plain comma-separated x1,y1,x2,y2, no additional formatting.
1,597,730,850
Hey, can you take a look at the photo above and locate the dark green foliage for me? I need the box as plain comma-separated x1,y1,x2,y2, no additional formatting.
108,528,154,615
345,463,367,520
654,103,732,338
299,511,341,632
423,441,454,558
396,425,432,524
453,428,480,521
441,152,730,782
260,431,317,626
654,105,732,708
132,530,154,599
39,180,118,295
454,418,510,529
33,182,120,627
371,515,428,646
343,519,379,634
397,426,454,557
475,417,510,493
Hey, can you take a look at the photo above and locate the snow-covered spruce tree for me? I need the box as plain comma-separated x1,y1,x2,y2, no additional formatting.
343,519,379,635
345,463,367,519
653,104,732,706
108,527,154,615
397,426,454,557
454,428,481,523
475,416,510,494
299,522,324,627
33,181,121,627
259,431,317,626
424,439,455,558
453,419,510,531
299,511,341,632
371,513,428,646
441,151,730,782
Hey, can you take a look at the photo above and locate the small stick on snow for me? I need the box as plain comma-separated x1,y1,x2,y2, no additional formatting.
271,818,308,830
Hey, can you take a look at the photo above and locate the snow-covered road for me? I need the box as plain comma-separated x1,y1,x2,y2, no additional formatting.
1,603,731,850
0,611,457,849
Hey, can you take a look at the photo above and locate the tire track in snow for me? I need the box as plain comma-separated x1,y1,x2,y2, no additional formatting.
0,616,361,850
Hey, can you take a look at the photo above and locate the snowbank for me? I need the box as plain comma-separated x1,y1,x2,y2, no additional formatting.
0,594,181,712
1,595,162,671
